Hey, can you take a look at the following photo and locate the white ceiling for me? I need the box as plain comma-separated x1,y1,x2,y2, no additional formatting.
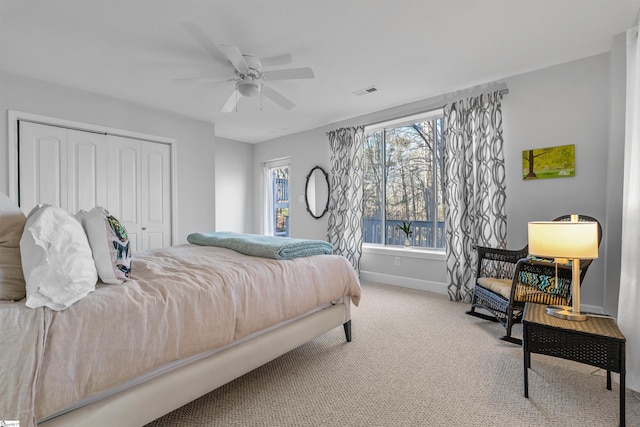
1,0,639,143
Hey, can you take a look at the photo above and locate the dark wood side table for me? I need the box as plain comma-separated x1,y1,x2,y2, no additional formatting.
523,302,626,426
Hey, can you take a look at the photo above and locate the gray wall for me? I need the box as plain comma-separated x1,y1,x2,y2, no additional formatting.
215,137,254,233
603,32,627,316
502,54,611,310
250,49,625,312
253,127,332,240
0,71,217,244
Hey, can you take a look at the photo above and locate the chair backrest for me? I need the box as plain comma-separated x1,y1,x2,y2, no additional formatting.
475,215,602,285
550,214,603,282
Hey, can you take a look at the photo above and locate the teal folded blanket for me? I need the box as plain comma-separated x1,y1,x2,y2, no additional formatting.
187,232,334,260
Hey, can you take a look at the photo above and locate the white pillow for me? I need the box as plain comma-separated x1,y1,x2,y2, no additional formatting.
76,207,131,284
20,205,98,311
0,192,27,300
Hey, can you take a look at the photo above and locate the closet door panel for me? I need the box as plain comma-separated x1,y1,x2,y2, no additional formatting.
143,232,165,251
18,122,68,212
67,129,108,213
141,142,171,249
117,147,139,222
107,135,142,252
18,120,173,253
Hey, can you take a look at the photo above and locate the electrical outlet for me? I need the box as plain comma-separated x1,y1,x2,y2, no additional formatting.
394,257,400,266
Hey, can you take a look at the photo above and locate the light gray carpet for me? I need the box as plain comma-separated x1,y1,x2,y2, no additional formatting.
145,282,640,426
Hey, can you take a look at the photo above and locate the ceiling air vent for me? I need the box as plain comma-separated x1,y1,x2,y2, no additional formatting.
354,86,378,96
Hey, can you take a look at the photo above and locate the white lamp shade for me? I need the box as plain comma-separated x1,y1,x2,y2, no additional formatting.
528,221,599,259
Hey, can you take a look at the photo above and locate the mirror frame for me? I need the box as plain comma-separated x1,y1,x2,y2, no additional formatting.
305,166,330,219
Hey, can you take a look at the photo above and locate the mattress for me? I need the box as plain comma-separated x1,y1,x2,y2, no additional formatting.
0,244,361,426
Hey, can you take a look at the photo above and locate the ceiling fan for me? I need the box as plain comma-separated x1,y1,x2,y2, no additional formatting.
174,23,315,112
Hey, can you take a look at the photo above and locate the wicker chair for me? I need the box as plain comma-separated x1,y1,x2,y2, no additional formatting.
466,214,602,344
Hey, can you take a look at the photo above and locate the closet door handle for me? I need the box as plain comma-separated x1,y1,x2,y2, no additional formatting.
142,227,147,230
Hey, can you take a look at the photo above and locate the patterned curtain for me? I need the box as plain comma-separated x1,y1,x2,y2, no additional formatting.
443,91,507,302
326,126,365,272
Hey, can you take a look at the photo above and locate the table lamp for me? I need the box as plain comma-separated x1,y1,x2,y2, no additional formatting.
527,215,599,321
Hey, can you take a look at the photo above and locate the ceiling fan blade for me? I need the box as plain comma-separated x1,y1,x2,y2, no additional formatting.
261,53,292,68
180,22,229,66
218,44,250,75
262,67,315,81
220,89,240,113
262,85,295,110
172,76,230,84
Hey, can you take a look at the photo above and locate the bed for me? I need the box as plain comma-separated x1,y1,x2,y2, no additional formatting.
0,211,361,426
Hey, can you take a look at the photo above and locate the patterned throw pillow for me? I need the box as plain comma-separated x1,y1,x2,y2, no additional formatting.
77,207,131,284
518,271,570,295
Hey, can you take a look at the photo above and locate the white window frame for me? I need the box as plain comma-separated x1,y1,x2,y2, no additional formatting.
363,108,445,257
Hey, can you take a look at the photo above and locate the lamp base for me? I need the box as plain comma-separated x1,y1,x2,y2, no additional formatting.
546,305,588,321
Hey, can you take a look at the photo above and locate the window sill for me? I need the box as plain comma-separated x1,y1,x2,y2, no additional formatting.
362,244,446,261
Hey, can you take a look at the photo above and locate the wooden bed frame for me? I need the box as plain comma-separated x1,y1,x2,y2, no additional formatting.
38,299,351,427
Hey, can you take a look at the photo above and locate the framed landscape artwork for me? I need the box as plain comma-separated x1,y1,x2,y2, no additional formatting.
522,144,575,180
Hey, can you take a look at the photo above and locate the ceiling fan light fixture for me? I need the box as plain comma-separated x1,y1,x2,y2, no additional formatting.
237,79,260,97
176,28,313,111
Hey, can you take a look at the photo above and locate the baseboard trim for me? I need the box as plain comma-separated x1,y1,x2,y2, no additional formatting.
360,271,448,296
359,271,605,314
581,304,605,314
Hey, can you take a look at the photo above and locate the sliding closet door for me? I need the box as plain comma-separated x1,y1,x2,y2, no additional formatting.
18,121,69,212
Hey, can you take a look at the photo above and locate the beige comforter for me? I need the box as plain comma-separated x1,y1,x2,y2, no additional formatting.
0,244,361,426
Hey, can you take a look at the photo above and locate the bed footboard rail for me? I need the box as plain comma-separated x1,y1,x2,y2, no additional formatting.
39,301,352,427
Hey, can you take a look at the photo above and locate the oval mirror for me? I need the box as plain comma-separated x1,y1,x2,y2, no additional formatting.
305,166,330,219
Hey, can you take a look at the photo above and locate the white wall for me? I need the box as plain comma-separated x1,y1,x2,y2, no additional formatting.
253,50,625,312
215,137,254,232
0,71,216,244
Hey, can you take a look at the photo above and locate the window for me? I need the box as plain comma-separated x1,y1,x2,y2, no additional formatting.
363,110,445,249
264,159,290,237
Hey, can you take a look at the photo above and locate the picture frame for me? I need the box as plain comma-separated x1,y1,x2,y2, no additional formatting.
522,144,575,180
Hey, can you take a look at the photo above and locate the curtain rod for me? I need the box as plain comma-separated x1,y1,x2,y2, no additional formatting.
445,87,509,100
365,88,509,130
435,88,509,109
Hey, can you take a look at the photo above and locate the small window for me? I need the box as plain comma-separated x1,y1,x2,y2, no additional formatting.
363,110,445,249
